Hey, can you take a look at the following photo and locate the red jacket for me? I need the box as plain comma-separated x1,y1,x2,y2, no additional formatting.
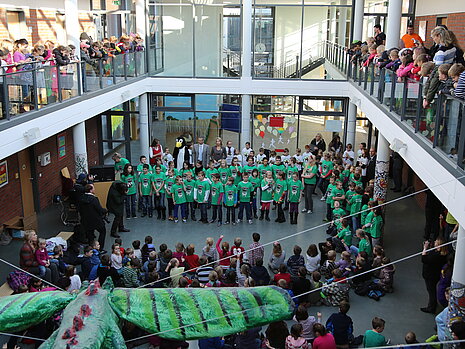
20,242,38,270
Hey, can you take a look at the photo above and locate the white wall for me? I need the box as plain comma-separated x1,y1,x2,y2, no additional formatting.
415,0,465,16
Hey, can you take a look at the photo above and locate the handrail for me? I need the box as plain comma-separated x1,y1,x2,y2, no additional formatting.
0,50,147,121
323,40,465,170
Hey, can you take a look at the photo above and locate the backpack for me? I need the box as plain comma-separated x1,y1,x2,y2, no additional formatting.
7,270,31,292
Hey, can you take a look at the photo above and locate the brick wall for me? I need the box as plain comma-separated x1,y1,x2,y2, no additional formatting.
401,161,426,209
0,154,23,224
415,12,465,48
33,130,75,211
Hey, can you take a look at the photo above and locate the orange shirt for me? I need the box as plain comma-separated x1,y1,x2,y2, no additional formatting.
402,33,423,48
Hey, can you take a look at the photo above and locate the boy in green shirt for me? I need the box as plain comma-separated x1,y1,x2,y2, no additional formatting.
288,172,303,224
362,317,387,348
209,173,224,226
152,165,166,220
349,186,364,230
195,171,211,223
171,176,187,223
258,158,272,179
273,171,288,223
183,172,197,221
336,219,352,247
112,152,130,179
205,161,219,182
243,156,257,176
138,164,153,218
332,200,346,233
136,155,152,176
345,182,356,211
324,176,336,222
164,169,176,221
237,173,254,224
331,180,346,209
272,156,286,179
224,177,238,225
250,169,261,219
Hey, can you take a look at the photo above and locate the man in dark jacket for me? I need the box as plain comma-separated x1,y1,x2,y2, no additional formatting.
326,301,354,347
250,259,270,286
366,148,377,183
78,184,107,247
106,181,129,237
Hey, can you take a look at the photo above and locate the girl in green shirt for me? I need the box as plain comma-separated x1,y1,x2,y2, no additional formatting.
223,177,238,225
229,157,242,185
171,176,187,223
121,164,137,219
259,171,275,221
273,171,288,223
152,165,166,220
258,158,272,179
164,169,176,220
349,229,372,257
180,161,194,181
288,172,303,224
210,173,224,226
166,161,179,177
183,172,196,221
217,159,230,184
250,169,261,219
286,157,299,180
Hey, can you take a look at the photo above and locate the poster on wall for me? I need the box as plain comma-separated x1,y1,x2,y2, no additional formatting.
57,134,66,159
0,160,8,188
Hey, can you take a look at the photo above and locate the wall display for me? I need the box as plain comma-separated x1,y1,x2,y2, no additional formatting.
57,134,66,159
0,160,7,188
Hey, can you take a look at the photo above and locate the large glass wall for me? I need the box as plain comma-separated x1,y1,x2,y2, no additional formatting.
148,0,242,78
253,0,352,79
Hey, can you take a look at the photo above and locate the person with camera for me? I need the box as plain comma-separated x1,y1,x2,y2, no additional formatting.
78,183,108,249
106,181,130,238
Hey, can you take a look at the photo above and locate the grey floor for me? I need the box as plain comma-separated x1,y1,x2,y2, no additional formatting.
0,186,438,347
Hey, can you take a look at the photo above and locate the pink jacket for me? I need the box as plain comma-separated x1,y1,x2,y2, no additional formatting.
35,248,49,266
396,62,415,79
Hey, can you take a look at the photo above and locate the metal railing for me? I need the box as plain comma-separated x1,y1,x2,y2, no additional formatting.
324,41,465,170
0,51,147,121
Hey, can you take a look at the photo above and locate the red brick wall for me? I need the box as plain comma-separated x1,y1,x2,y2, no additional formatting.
33,130,75,211
86,117,101,167
415,12,465,48
401,162,426,209
0,154,23,224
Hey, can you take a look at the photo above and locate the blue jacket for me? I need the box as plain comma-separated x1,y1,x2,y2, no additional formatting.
198,337,225,349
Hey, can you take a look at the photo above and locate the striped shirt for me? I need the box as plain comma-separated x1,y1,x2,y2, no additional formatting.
433,45,457,66
195,265,214,284
455,71,465,99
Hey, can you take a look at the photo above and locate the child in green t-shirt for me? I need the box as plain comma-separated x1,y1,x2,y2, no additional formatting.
229,157,242,185
250,169,261,219
288,172,303,224
272,156,286,179
273,171,288,223
324,176,336,222
121,163,137,219
362,317,387,348
180,162,194,181
210,173,224,226
205,161,219,183
223,177,238,225
217,159,230,185
259,170,275,221
112,152,129,178
332,218,352,252
171,176,187,223
243,156,257,176
183,172,197,221
349,229,372,257
286,157,299,181
152,165,166,220
363,206,383,247
138,164,153,218
348,186,364,230
195,171,211,223
164,169,176,221
258,158,272,179
136,155,152,176
301,159,318,213
237,173,254,224
345,182,356,211
332,200,346,233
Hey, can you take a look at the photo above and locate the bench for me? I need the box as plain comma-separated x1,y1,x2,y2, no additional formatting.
0,231,74,297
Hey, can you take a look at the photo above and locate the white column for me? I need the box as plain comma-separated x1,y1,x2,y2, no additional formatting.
73,122,88,176
352,0,365,42
135,0,146,39
338,1,348,46
241,95,251,145
449,226,465,328
385,0,402,49
241,0,252,78
139,94,150,160
346,102,357,147
374,134,390,202
64,0,80,59
329,4,337,43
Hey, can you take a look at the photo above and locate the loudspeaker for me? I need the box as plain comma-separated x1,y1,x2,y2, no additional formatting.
89,165,115,182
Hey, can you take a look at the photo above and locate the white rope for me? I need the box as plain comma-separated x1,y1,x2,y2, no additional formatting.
140,174,465,288
0,331,46,342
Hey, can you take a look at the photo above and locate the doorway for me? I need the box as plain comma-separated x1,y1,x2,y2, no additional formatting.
17,149,35,217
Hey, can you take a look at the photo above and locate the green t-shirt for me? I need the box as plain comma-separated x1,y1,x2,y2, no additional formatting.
272,164,286,178
250,176,261,192
365,211,374,228
320,160,334,177
358,238,372,256
332,207,346,221
345,190,355,207
286,165,299,180
331,187,345,208
152,172,166,193
325,184,335,204
288,180,303,203
273,179,288,202
138,173,152,196
302,165,318,185
114,158,130,173
349,194,363,215
361,204,369,225
137,163,152,175
171,183,187,204
260,178,274,202
210,182,224,205
243,165,257,176
353,179,363,188
363,330,387,348
217,167,230,184
370,215,383,238
341,169,350,181
224,185,237,206
165,176,176,195
166,168,179,177
180,169,194,181
258,164,272,179
121,174,137,195
229,165,242,185
337,226,352,246
237,181,253,202
183,179,196,203
205,168,219,181
193,168,205,179
195,179,211,203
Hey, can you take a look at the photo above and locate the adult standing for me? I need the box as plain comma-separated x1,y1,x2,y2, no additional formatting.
106,181,130,238
193,136,210,168
310,133,326,156
78,184,107,248
373,24,386,46
149,139,163,166
19,230,59,284
401,25,424,49
301,158,318,214
225,141,235,165
328,136,343,154
366,148,377,183
420,238,448,314
391,152,403,192
210,137,227,166
112,152,129,180
358,149,369,183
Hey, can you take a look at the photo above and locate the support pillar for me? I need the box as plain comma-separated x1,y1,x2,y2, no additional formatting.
385,0,402,49
352,0,365,42
241,95,251,145
73,122,88,176
135,0,146,40
329,3,337,43
374,134,390,202
139,94,150,160
346,102,357,147
449,225,465,330
241,0,252,79
64,0,80,59
338,0,348,46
